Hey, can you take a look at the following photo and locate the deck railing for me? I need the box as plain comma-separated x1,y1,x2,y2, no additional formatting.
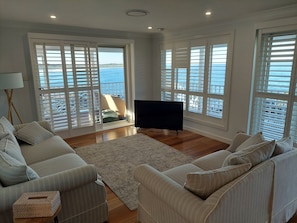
100,82,125,99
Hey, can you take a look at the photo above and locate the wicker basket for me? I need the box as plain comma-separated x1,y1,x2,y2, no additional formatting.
13,191,61,218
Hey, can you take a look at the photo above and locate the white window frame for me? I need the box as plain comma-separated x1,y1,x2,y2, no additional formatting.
161,33,234,130
28,33,135,138
249,24,297,143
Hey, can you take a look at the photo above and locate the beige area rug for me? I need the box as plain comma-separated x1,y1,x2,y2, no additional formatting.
75,133,194,210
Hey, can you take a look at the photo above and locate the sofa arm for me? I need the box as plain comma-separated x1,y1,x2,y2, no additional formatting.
134,164,214,223
0,165,98,212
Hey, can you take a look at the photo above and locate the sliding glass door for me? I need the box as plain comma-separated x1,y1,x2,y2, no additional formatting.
98,47,127,124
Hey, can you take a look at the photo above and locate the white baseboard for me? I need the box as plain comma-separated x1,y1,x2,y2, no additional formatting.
183,125,231,144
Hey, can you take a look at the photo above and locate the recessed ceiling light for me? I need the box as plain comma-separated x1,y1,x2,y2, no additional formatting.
205,11,212,16
50,15,57,19
148,26,153,30
126,9,149,17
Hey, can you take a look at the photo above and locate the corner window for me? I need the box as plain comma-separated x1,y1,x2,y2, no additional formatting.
161,34,233,129
250,28,297,142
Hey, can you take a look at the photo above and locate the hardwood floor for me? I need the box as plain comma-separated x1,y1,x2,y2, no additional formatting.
64,126,297,223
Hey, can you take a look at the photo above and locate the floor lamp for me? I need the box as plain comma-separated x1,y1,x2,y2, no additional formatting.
0,72,24,124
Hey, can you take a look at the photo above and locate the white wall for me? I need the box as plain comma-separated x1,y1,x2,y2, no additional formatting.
0,21,154,123
152,6,297,143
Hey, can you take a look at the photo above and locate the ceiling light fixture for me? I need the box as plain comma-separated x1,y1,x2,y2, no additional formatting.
147,26,153,30
50,15,57,19
205,11,212,16
126,9,149,17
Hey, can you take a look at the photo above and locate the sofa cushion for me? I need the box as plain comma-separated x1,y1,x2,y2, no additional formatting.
163,164,203,186
20,135,75,165
184,163,252,199
223,140,276,167
192,150,231,170
30,153,87,177
273,137,293,156
226,132,251,152
15,121,54,145
0,151,39,186
0,137,26,164
235,132,265,151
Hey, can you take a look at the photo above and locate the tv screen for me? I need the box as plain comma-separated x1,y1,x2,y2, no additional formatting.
134,100,183,131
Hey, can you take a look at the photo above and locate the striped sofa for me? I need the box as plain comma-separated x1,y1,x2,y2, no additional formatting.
134,133,297,223
0,119,108,223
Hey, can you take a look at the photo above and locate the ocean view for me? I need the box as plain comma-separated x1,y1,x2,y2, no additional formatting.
99,67,125,98
100,67,124,83
38,67,126,103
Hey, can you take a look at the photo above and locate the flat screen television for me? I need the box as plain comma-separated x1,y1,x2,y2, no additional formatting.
134,100,183,131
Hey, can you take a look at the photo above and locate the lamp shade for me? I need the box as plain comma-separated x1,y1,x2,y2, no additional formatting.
0,72,24,89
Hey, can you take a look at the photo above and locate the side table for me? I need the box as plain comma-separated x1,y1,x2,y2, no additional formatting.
14,205,61,223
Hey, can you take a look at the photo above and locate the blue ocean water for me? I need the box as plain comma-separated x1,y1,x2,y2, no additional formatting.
99,67,125,98
42,67,124,86
100,67,124,83
41,67,125,97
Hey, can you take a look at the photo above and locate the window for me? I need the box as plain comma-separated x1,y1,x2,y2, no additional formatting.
250,28,297,142
29,33,134,137
161,34,233,129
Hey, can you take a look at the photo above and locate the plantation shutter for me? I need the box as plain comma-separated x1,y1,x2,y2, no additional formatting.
250,29,297,141
208,44,227,95
189,45,205,93
173,42,189,109
206,43,228,119
188,43,205,114
174,43,188,68
33,42,100,132
161,48,172,101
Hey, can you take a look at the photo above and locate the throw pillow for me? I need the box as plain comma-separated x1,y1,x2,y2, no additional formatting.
226,132,251,152
184,163,252,199
0,116,15,133
0,118,19,145
223,140,276,167
15,121,54,145
0,165,28,186
0,137,26,164
0,151,39,186
235,132,265,151
273,137,293,156
0,132,9,140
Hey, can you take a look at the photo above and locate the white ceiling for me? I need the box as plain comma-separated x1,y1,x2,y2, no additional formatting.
0,0,296,33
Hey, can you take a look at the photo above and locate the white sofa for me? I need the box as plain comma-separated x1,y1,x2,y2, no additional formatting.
0,117,108,223
134,132,297,223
